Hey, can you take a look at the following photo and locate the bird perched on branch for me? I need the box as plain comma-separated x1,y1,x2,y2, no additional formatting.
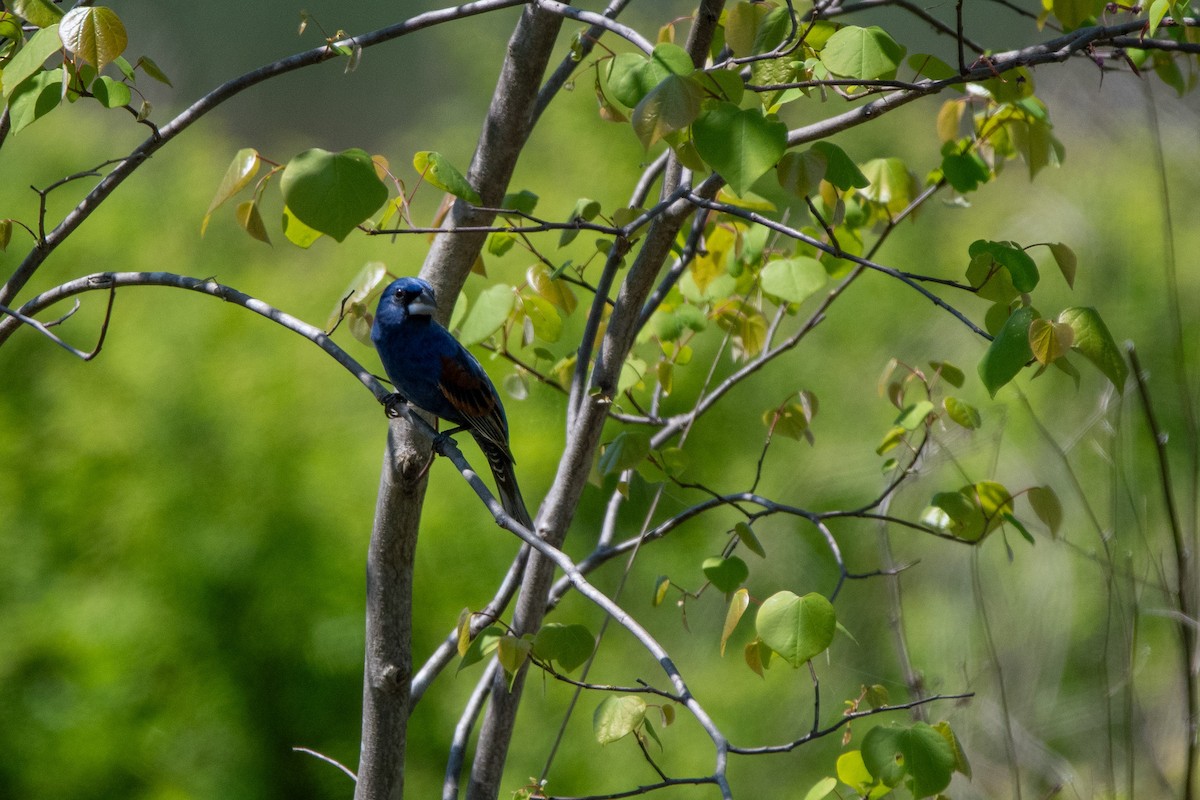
371,276,533,528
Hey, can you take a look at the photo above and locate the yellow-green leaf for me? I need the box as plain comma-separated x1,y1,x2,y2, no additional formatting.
235,200,271,244
2,25,64,99
943,396,981,430
10,0,63,27
721,588,750,656
459,283,514,346
281,205,324,249
59,6,127,70
593,696,646,745
1057,306,1127,388
1027,485,1063,536
202,148,260,234
1048,242,1077,288
1028,317,1074,365
652,575,671,607
413,151,482,204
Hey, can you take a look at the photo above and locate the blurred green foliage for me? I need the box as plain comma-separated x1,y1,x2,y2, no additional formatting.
2,4,1200,800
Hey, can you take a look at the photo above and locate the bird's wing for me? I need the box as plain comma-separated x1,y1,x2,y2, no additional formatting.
436,353,511,455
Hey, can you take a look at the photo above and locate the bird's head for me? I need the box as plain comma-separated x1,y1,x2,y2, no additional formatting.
376,276,438,323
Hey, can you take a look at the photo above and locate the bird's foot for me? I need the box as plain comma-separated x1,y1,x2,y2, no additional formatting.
382,393,408,419
431,426,465,452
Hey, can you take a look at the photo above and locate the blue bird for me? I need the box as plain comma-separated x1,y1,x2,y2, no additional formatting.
371,276,533,528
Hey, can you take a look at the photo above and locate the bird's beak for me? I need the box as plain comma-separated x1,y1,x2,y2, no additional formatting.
408,286,438,317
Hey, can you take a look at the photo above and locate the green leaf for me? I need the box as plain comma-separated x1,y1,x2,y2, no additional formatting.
695,68,744,104
58,6,127,70
632,73,705,148
501,189,538,215
528,264,578,313
412,150,482,205
9,0,63,27
941,148,990,193
281,205,324,248
558,198,601,247
755,591,836,667
702,555,749,593
606,43,694,108
496,634,531,680
858,158,915,214
968,240,1039,293
876,425,906,456
721,588,750,656
978,306,1034,397
2,25,64,100
692,101,787,196
599,431,651,475
744,638,770,677
521,293,562,343
235,200,271,244
281,148,388,242
943,396,981,430
894,400,933,430
765,390,818,443
619,356,648,394
1027,485,1063,536
202,149,260,233
1028,317,1074,365
0,219,12,252
930,360,965,388
0,12,22,42
1147,0,1171,35
810,141,870,190
486,231,515,257
932,720,972,779
836,751,891,798
593,696,647,744
90,75,130,108
923,481,1014,543
724,1,771,57
802,776,838,800
7,68,63,134
326,262,386,343
776,150,826,197
1058,306,1127,388
652,575,671,607
532,623,594,673
458,283,513,346
134,55,173,86
1047,242,1077,288
734,521,766,558
908,52,958,81
862,723,955,797
457,625,503,672
820,25,906,80
760,257,826,304
1054,0,1103,28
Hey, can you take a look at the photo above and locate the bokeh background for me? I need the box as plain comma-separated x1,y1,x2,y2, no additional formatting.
2,2,1198,798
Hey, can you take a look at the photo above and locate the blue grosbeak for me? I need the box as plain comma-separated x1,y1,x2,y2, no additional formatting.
371,276,533,528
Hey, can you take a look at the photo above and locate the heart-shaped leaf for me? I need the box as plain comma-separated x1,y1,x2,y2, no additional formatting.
702,555,749,593
693,101,787,196
755,591,836,667
59,6,127,70
1058,306,1127,388
281,148,389,242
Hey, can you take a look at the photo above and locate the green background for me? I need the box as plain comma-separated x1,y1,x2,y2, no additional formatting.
2,2,1199,798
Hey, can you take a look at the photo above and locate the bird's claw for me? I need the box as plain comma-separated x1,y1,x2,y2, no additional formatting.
383,393,408,419
431,425,466,452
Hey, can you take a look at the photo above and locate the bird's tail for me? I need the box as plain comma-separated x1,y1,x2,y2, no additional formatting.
479,440,534,528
